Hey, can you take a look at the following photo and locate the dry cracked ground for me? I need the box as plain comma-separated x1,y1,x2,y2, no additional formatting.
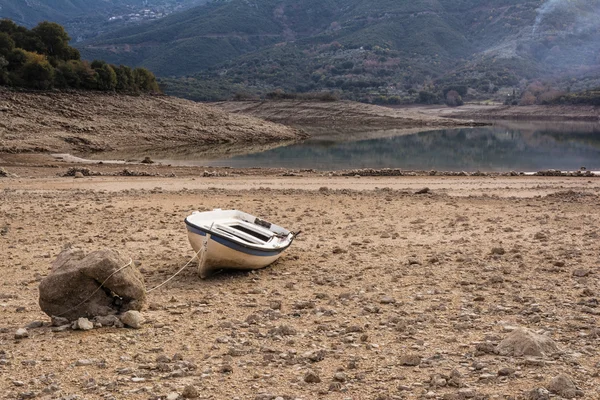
1,176,600,400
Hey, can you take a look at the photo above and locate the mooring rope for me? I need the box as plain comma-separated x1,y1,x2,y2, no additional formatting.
146,247,202,293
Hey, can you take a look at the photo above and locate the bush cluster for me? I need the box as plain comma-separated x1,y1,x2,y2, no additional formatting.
0,19,159,93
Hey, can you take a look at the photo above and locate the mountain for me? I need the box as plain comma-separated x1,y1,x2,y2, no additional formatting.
0,0,209,41
29,0,600,101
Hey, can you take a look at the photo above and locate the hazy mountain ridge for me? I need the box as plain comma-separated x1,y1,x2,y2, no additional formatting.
0,0,209,41
6,0,600,102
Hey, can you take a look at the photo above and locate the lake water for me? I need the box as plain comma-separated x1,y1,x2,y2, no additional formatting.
148,120,600,172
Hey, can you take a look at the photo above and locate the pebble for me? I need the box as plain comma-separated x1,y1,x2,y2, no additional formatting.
380,295,395,304
572,268,591,277
182,385,199,398
333,372,347,382
547,374,583,398
120,310,145,329
74,317,93,331
25,321,44,329
15,328,29,339
399,354,421,366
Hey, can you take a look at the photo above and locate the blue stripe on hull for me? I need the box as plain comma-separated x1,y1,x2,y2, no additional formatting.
186,225,286,257
186,224,207,237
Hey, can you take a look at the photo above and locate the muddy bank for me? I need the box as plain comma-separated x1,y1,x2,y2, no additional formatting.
0,88,306,154
439,104,600,121
215,100,487,129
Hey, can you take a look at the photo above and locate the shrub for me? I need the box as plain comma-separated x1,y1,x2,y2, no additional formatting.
19,51,54,89
445,90,463,107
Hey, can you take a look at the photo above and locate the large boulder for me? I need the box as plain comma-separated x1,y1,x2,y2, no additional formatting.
39,247,146,321
496,328,559,358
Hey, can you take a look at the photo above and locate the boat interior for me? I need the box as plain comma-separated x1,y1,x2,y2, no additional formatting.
212,220,276,245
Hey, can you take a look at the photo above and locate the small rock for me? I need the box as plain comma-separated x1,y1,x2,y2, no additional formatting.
166,393,179,400
380,295,395,304
182,385,199,398
572,268,591,278
498,367,515,376
51,316,70,327
25,321,44,329
527,388,550,400
94,315,124,328
547,374,582,398
490,247,505,255
74,317,93,331
415,187,430,194
399,354,421,366
74,172,85,178
304,370,321,383
496,327,559,358
14,328,29,339
120,310,145,329
333,372,347,382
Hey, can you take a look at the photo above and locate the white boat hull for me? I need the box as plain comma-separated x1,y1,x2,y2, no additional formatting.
184,209,295,278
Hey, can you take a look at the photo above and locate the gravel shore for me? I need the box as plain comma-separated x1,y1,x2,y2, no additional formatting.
1,161,599,399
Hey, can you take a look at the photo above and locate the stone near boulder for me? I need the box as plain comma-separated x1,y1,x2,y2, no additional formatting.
496,328,559,358
39,247,146,321
93,315,124,328
547,374,583,398
120,310,145,329
74,317,93,331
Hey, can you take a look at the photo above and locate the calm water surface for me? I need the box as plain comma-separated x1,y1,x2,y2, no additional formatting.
162,121,600,172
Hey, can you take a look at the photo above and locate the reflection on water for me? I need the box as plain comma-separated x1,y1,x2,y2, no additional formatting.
200,121,600,171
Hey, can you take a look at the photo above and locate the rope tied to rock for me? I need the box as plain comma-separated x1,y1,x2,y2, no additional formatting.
54,258,133,317
54,247,204,318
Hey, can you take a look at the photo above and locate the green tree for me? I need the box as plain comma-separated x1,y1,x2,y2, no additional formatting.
0,55,9,84
133,67,159,92
54,60,81,88
115,65,134,92
6,48,27,72
19,51,54,89
31,21,74,61
75,61,98,90
0,32,15,57
95,63,117,91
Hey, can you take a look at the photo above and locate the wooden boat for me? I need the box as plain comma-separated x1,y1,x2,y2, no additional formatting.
184,209,297,278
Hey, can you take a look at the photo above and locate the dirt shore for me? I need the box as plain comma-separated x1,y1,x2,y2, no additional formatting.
0,89,305,154
215,101,486,130
436,104,600,122
1,161,599,399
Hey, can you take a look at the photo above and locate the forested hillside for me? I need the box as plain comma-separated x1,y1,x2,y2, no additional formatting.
77,0,600,103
